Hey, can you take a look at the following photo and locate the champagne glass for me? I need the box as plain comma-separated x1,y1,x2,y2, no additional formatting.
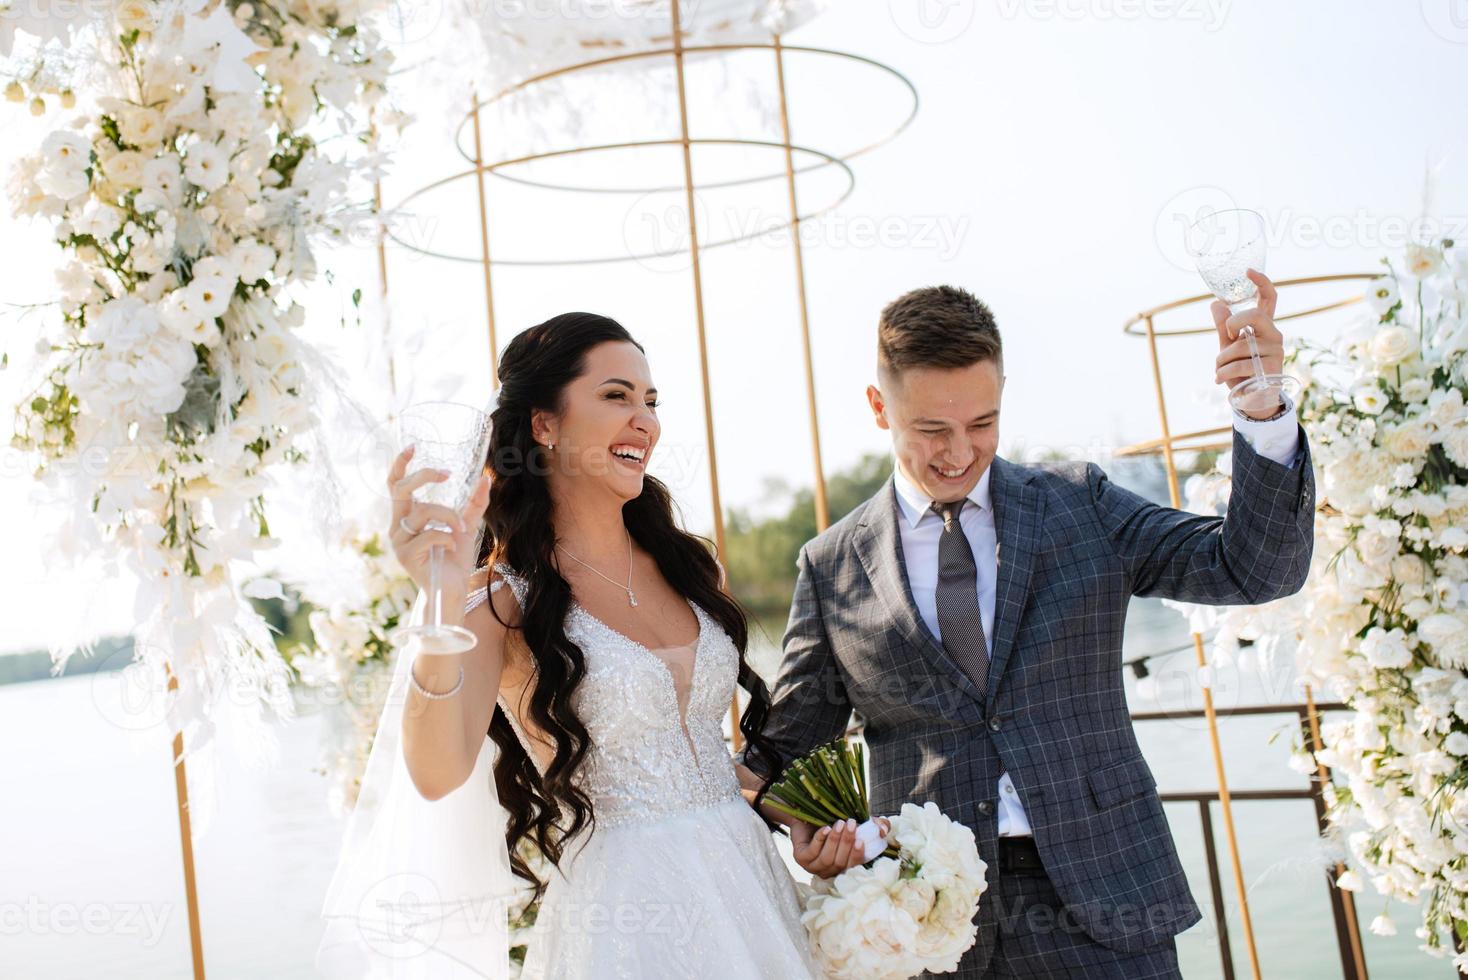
388,400,493,654
1185,208,1299,416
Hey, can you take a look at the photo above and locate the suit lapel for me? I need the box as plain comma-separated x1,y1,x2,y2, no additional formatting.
854,477,986,710
984,455,1045,714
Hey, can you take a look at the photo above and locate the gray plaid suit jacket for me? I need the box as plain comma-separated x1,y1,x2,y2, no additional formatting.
739,424,1315,970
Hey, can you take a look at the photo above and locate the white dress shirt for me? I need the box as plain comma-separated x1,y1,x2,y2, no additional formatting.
888,400,1301,837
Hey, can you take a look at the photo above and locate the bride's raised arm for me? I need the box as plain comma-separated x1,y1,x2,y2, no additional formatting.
401,566,515,800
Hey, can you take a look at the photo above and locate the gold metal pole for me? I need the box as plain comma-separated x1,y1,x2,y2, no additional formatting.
1141,313,1262,980
667,2,738,747
469,89,501,385
1305,683,1369,978
772,32,829,533
165,663,205,980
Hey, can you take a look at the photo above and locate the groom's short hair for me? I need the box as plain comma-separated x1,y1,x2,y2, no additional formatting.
877,285,1002,379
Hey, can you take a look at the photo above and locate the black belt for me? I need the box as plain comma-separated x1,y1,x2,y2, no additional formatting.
998,835,1045,875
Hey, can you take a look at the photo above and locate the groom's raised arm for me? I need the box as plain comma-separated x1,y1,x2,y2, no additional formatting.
1087,419,1315,605
735,543,854,787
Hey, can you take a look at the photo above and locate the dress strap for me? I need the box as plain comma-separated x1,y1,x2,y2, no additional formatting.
463,578,502,616
464,562,529,616
491,561,530,608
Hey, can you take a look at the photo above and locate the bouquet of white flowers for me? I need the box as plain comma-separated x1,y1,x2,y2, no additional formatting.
763,741,989,979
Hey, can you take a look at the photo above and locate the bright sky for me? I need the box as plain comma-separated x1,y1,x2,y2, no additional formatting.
4,0,1467,654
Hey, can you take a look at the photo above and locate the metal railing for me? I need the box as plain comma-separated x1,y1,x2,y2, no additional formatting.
1130,701,1376,979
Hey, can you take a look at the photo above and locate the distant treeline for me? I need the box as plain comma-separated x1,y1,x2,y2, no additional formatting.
722,451,894,614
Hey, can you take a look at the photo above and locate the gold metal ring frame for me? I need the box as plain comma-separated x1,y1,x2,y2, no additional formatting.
384,138,857,265
450,44,919,195
1116,272,1384,458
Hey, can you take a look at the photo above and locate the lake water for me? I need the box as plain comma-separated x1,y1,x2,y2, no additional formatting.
0,598,1443,978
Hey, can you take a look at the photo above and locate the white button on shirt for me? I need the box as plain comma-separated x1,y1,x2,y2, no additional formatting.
888,401,1301,838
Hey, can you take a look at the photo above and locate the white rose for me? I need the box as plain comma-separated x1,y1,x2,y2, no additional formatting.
1444,423,1468,470
100,148,146,189
207,93,258,140
228,238,276,284
1392,554,1428,585
890,877,937,921
119,106,167,147
183,142,229,192
1405,243,1445,278
36,161,89,200
1399,376,1432,403
1359,626,1412,670
74,201,122,241
1429,388,1466,427
1420,614,1468,669
1355,529,1397,570
1369,326,1417,367
132,188,171,216
1446,732,1468,756
1382,417,1434,459
141,156,183,199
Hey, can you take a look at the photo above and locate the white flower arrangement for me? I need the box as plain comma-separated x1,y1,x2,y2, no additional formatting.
1165,237,1468,963
5,0,389,759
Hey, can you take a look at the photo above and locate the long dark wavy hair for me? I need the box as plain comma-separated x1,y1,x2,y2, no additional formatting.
473,312,783,898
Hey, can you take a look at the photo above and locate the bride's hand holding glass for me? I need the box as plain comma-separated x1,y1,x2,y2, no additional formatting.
387,445,491,628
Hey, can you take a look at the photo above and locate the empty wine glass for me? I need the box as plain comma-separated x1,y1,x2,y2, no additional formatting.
388,400,493,654
1185,208,1299,416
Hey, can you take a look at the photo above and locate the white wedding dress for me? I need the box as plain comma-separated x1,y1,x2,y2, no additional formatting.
468,562,820,979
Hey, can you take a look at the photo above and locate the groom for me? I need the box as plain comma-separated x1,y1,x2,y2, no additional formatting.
739,272,1314,978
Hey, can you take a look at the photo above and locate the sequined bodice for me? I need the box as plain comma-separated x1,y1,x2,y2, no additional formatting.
467,563,744,829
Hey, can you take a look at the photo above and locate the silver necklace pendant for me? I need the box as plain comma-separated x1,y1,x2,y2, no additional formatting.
628,590,638,607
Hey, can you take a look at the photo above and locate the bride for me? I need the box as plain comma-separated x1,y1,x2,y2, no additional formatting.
319,313,874,978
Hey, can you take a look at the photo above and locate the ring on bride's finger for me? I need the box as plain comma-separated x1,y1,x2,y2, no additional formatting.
399,516,417,536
